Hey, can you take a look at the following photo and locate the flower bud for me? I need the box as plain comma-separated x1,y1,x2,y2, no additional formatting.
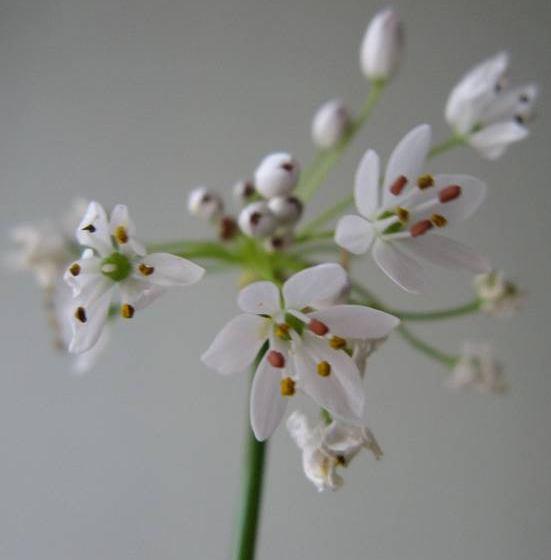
264,231,294,252
238,201,278,238
254,153,300,198
359,8,403,82
311,99,350,149
232,180,256,206
218,215,238,241
267,195,303,226
187,187,224,220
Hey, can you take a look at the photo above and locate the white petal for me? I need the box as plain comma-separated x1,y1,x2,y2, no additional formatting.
309,305,399,340
201,314,270,375
383,124,431,205
120,278,166,310
481,83,538,125
76,201,112,256
354,149,380,219
283,263,348,310
109,204,145,256
335,215,375,255
250,352,288,441
469,122,528,160
372,238,428,294
138,253,205,287
63,256,103,297
238,281,281,315
401,234,491,273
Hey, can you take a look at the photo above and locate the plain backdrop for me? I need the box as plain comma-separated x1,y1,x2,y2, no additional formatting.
1,0,550,559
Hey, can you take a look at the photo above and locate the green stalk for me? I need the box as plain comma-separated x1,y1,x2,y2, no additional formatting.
397,325,457,368
428,134,467,159
386,299,481,321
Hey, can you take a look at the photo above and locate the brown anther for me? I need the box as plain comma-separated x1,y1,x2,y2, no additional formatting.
74,306,87,323
114,225,129,244
417,174,434,190
275,323,290,340
281,163,294,172
69,263,81,276
389,175,408,196
438,185,462,203
317,361,331,377
395,207,410,223
308,319,329,336
280,377,296,396
219,216,238,241
431,214,448,228
121,304,135,319
267,350,285,368
81,224,96,233
329,336,346,350
138,263,155,276
242,181,255,197
250,212,262,226
336,455,347,466
410,219,433,237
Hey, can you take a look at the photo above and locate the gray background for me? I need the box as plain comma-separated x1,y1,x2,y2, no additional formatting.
1,0,550,558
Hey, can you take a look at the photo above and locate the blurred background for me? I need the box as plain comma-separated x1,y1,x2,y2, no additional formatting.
1,0,550,558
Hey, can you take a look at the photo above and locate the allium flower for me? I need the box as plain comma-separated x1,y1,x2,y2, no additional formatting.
446,52,538,159
201,263,399,440
335,124,491,293
64,201,205,354
287,411,382,492
254,153,300,198
187,187,224,220
311,99,351,149
448,342,507,394
474,271,521,317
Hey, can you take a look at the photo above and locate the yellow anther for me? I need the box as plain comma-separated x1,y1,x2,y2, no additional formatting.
114,225,129,244
395,207,410,223
74,306,87,323
329,336,347,350
139,263,155,276
280,377,296,396
69,263,81,276
121,303,135,319
417,174,434,190
431,214,448,228
275,323,290,340
317,361,331,377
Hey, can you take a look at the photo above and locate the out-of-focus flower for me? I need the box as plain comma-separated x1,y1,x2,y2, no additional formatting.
335,124,490,293
311,99,351,149
187,187,224,220
233,180,256,206
254,153,300,198
445,52,538,159
267,195,303,226
474,271,521,317
238,201,278,238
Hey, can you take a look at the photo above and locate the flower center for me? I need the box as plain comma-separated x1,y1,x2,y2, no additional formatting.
101,252,132,282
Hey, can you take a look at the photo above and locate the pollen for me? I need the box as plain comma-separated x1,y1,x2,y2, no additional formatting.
139,263,155,276
69,263,81,276
410,219,433,237
308,319,329,336
275,323,291,340
267,350,285,368
81,224,96,233
74,306,87,323
389,175,408,196
417,174,434,189
280,377,296,396
439,184,462,203
395,207,410,223
329,336,346,350
121,303,135,319
114,225,129,244
317,361,331,377
431,214,447,228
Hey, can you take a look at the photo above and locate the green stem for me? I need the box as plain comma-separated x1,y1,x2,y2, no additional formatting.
296,80,386,202
428,134,467,159
397,324,458,367
386,299,481,321
147,240,241,264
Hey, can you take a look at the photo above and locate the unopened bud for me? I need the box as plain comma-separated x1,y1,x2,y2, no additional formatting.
264,231,294,252
267,195,303,226
254,153,300,198
233,180,256,206
187,187,224,220
218,215,238,241
238,201,278,238
311,99,350,149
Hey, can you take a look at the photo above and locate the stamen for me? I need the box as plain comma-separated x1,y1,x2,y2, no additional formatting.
75,306,87,323
317,361,331,377
336,455,347,466
219,216,238,241
417,174,434,190
114,225,129,244
121,304,135,319
439,185,461,203
69,263,81,276
308,319,329,336
410,219,433,237
280,377,296,396
281,163,294,172
275,323,291,340
139,263,155,276
514,114,525,124
389,175,408,196
250,212,262,226
395,207,409,223
431,214,447,228
81,224,96,233
329,336,346,350
267,350,285,368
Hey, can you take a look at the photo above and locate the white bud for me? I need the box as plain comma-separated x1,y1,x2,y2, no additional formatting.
267,195,303,226
238,201,278,238
232,180,256,206
254,153,300,198
187,187,224,220
311,99,350,149
359,8,403,82
264,231,294,252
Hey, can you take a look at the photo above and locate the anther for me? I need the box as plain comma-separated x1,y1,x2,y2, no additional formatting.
121,304,135,319
329,336,346,350
114,226,129,244
281,163,294,172
438,185,462,203
514,114,525,124
280,377,296,396
389,175,408,196
81,224,96,233
308,319,329,336
250,212,262,226
267,350,285,368
219,216,238,241
395,207,409,223
139,263,155,276
417,174,434,190
431,214,447,228
336,455,347,466
410,219,433,237
75,306,87,323
275,323,290,340
317,361,331,377
69,263,81,276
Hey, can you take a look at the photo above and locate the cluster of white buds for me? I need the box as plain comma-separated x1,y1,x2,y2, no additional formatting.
187,186,238,241
474,271,521,317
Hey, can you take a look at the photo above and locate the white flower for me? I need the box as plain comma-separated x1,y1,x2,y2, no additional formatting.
254,153,300,198
311,99,350,149
287,411,382,492
201,263,399,440
64,201,205,354
267,195,303,226
335,124,491,293
238,201,278,238
359,8,403,82
445,52,538,159
448,342,507,394
187,187,224,220
474,271,521,317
